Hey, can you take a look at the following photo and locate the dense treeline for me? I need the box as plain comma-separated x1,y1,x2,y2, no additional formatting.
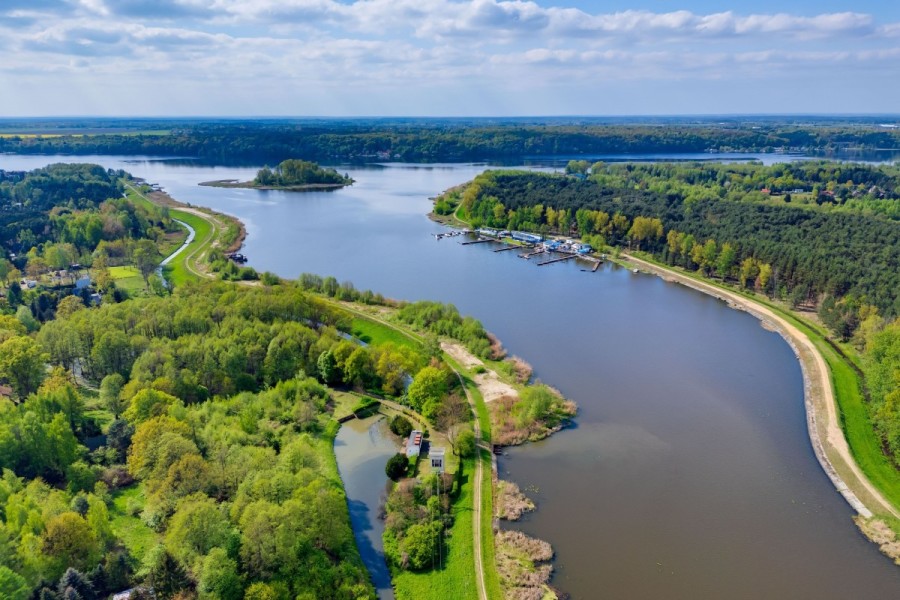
867,322,900,466
0,276,504,598
255,160,352,187
1,282,397,599
459,167,900,325
2,122,899,162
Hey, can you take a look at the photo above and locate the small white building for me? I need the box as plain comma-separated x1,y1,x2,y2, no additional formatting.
429,447,445,474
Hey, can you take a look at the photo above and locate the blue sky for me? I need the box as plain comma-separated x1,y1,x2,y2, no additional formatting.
1,0,898,116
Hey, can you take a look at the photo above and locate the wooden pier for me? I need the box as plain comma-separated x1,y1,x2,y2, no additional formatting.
461,238,493,245
519,249,545,259
494,245,519,253
537,254,577,266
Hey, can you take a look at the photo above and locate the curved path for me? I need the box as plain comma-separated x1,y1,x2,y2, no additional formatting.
624,252,899,519
156,218,195,286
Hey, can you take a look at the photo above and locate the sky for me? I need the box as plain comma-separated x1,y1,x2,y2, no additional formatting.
1,0,899,116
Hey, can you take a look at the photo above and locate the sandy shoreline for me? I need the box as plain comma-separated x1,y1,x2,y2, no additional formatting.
623,253,899,520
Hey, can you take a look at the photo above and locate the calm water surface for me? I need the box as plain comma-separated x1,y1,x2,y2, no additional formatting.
334,415,399,600
4,154,900,598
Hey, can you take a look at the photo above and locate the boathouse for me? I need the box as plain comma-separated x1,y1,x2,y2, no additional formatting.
406,430,423,457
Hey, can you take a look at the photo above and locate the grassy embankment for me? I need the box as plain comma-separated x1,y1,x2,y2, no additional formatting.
125,185,214,287
626,250,900,515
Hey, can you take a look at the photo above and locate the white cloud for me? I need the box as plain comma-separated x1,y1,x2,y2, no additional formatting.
1,2,899,114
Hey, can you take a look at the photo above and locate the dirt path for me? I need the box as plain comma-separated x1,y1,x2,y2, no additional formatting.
452,368,489,600
624,253,899,519
442,342,518,403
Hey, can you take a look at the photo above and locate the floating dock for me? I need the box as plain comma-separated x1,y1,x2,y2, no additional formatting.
494,245,519,253
537,254,577,266
461,238,493,245
519,249,545,259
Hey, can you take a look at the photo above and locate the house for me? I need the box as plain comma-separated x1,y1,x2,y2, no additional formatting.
429,447,445,474
406,430,423,458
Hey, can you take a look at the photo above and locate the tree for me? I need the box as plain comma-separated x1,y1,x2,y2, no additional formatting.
99,373,125,417
389,415,413,438
244,583,277,600
143,546,190,600
0,566,29,600
56,296,86,320
132,239,158,283
165,494,231,567
399,521,442,570
454,428,476,458
106,419,134,462
385,453,408,481
0,335,49,399
716,243,736,280
198,548,242,600
57,568,96,600
316,349,338,385
42,513,100,576
407,366,448,414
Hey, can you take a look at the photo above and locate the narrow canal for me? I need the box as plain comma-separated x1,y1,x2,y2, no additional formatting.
334,415,400,600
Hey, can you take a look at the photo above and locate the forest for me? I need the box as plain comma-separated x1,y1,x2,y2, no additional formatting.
457,163,900,326
0,275,498,599
1,120,899,162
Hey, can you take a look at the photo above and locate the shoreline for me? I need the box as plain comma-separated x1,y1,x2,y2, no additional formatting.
622,253,899,522
199,178,350,191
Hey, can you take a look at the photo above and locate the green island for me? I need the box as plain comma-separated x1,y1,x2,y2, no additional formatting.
437,158,900,561
200,159,353,191
0,163,567,600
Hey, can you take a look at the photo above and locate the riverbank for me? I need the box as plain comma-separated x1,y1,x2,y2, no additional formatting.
619,252,900,559
125,181,246,284
199,178,351,191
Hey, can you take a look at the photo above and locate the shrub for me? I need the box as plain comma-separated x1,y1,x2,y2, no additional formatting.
385,453,408,481
389,415,413,438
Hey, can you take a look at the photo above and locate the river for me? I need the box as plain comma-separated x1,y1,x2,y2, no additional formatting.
3,153,900,598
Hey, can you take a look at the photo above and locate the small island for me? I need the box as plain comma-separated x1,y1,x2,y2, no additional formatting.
200,159,353,191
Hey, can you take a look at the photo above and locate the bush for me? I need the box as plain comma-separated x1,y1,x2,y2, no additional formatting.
385,453,408,481
389,414,413,438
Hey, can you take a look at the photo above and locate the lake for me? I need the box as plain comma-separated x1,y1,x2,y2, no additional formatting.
3,153,900,598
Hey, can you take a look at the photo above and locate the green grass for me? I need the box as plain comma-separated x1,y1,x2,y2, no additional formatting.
165,208,213,287
632,251,900,514
392,458,478,600
351,317,422,349
109,485,157,561
108,265,147,295
124,184,212,287
331,390,360,421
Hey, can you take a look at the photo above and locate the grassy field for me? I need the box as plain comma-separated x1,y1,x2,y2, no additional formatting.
109,265,146,295
392,457,478,600
630,251,900,514
351,317,422,349
110,485,158,561
331,390,362,421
